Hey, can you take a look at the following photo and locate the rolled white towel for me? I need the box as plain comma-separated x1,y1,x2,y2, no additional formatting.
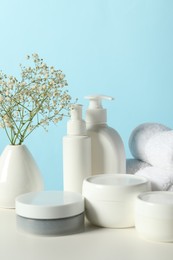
135,166,173,191
145,130,173,169
129,123,171,167
126,158,150,174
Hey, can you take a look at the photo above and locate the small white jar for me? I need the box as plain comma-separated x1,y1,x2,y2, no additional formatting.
15,191,84,236
82,174,150,228
135,191,173,242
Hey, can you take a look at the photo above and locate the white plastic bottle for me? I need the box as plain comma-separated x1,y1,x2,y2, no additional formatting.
63,104,91,193
85,95,126,175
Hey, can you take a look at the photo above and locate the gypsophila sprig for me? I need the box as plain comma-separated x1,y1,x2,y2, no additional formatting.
0,53,74,145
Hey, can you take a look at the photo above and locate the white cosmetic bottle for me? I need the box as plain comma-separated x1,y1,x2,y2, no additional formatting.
63,104,91,193
85,95,126,175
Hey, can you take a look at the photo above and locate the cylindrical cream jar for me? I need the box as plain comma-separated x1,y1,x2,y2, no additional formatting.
15,191,84,236
135,191,173,242
82,174,150,228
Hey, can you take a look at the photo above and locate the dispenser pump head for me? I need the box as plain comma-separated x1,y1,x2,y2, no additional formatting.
85,95,114,125
67,104,86,135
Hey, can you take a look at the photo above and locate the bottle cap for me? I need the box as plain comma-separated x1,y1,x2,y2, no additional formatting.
85,95,114,124
16,191,84,219
67,104,86,135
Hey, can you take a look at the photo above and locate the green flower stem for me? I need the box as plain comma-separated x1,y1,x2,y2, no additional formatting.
17,94,49,144
0,103,20,144
11,89,49,144
12,109,28,144
2,119,13,144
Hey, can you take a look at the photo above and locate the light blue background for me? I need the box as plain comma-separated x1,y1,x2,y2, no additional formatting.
0,0,173,190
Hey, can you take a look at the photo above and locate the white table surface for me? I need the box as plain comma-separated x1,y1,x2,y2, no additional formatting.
0,209,173,260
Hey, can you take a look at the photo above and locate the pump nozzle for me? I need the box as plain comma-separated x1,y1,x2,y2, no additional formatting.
67,104,86,135
85,95,114,109
70,104,83,120
85,95,114,125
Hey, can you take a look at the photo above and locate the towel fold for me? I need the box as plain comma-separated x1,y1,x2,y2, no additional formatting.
135,166,173,191
129,123,172,168
126,158,150,174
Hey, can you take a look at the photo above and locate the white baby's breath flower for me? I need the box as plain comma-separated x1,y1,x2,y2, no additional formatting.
53,118,59,124
0,94,3,102
6,121,12,128
41,63,47,68
0,53,75,145
41,85,46,90
20,82,26,87
6,97,11,102
0,122,4,128
59,74,65,80
32,53,39,59
31,85,36,90
53,100,57,106
45,73,49,79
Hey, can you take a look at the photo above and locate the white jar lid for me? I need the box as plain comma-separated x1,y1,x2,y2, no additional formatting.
136,192,173,219
83,174,150,201
15,191,84,220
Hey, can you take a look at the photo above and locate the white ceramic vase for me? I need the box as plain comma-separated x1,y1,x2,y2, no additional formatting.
0,145,44,208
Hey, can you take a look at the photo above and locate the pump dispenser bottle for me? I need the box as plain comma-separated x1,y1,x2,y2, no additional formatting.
63,104,91,193
85,95,126,175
